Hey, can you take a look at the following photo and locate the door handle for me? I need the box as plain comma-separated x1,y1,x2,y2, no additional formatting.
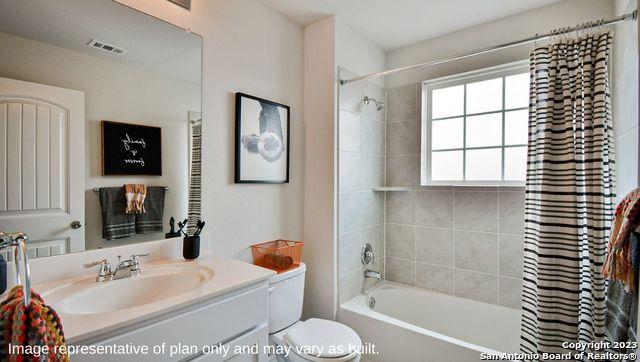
70,221,82,229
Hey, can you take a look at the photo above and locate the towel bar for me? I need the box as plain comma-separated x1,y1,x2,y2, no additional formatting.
92,186,169,192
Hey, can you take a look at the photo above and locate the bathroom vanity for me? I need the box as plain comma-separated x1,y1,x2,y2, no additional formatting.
0,2,260,358
17,239,275,362
0,2,258,358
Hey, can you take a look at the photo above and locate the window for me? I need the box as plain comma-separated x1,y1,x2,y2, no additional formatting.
421,61,529,186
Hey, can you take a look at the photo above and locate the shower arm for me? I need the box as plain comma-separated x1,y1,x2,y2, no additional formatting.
363,96,384,111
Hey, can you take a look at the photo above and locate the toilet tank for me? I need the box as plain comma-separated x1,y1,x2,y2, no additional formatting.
268,263,306,334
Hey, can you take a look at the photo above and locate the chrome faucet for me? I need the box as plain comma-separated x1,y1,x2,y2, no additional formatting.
364,269,381,280
83,254,149,282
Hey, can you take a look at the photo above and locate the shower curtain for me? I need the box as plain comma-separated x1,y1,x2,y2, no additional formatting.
520,32,615,355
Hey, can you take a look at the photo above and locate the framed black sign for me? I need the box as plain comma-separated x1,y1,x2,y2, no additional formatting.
102,121,162,176
235,93,290,183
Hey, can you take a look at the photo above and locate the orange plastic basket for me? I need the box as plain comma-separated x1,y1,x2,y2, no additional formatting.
251,239,303,273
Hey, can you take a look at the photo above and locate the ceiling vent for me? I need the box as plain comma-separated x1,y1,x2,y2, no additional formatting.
87,39,125,55
168,0,191,10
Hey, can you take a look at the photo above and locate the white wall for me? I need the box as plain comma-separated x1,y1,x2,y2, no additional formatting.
613,0,639,200
612,0,640,339
114,0,305,261
335,20,387,87
386,0,614,88
302,16,337,320
0,31,199,250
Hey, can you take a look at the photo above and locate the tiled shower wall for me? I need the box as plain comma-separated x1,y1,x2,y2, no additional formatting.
337,68,385,304
383,83,526,309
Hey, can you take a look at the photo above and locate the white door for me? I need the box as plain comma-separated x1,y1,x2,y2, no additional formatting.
0,77,85,258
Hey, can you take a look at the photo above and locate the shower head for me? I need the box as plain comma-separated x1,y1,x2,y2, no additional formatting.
363,96,384,111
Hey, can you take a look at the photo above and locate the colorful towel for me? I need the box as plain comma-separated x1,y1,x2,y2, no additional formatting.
0,286,69,362
603,188,640,291
124,184,147,214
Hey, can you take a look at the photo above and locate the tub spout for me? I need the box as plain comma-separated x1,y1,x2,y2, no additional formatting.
364,269,381,280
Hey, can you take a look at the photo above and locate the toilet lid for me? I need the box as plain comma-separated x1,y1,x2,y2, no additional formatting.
284,318,361,359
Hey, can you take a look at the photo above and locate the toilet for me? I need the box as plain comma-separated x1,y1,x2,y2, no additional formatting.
268,263,362,362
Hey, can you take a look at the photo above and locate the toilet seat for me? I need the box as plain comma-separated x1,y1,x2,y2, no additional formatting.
283,319,361,361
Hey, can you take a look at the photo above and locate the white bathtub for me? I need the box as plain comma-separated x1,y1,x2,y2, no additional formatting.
339,282,521,361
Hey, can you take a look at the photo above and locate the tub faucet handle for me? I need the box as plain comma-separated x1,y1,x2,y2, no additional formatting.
361,243,374,265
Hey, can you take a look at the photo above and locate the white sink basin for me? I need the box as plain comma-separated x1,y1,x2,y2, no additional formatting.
41,264,214,315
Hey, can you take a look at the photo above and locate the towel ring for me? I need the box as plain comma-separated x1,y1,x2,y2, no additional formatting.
13,233,31,307
0,232,32,307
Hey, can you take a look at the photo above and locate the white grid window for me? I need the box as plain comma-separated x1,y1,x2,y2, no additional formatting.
421,61,530,186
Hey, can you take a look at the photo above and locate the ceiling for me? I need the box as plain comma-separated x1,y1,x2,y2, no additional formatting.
255,0,566,51
0,0,201,84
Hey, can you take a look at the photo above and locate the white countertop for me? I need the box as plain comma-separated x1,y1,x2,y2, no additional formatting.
31,253,275,344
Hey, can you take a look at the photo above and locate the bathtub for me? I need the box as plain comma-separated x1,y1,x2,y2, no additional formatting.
339,282,522,361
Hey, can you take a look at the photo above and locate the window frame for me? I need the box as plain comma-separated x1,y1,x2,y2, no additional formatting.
421,60,530,186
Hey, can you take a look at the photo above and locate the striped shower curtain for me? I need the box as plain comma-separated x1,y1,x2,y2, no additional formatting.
520,32,616,355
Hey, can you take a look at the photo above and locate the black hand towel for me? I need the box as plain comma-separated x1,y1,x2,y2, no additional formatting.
135,187,166,234
98,187,135,240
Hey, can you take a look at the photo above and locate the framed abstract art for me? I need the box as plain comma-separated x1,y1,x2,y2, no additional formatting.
235,93,290,184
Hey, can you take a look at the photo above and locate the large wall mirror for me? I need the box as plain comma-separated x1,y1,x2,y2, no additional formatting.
0,0,202,257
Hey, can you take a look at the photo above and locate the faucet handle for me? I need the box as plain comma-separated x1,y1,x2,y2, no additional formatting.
83,259,111,282
131,253,150,263
83,259,109,269
130,253,150,271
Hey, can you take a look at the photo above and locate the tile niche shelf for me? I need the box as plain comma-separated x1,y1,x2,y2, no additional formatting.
371,187,413,192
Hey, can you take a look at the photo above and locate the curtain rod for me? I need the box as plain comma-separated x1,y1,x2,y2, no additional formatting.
339,10,637,86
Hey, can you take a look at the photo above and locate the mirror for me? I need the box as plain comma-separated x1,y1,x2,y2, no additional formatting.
0,0,202,257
